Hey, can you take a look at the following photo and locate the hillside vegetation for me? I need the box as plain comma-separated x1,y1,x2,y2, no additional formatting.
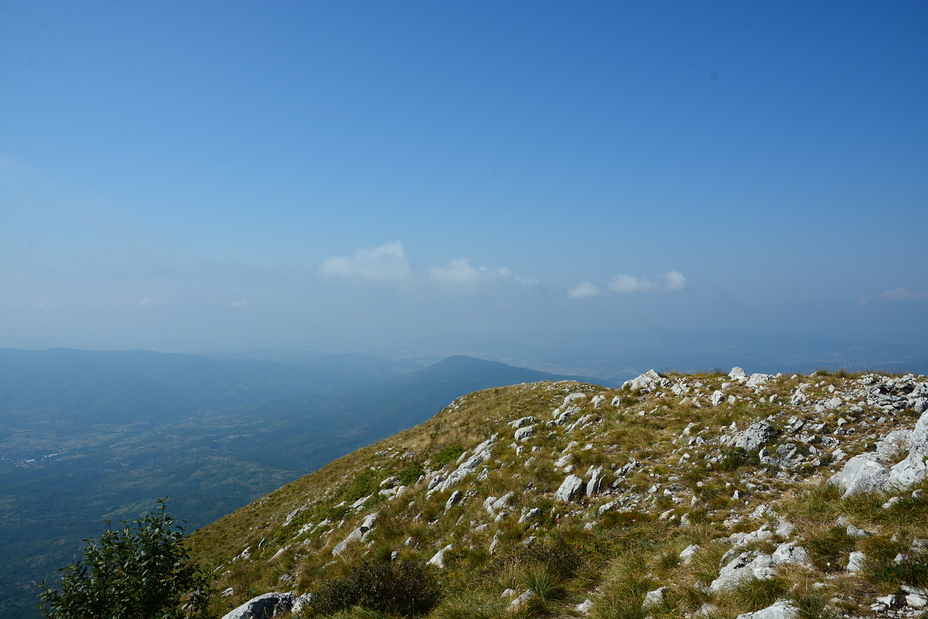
190,367,928,619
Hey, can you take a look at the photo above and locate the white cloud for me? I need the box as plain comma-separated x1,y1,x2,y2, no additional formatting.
321,242,534,295
568,281,602,299
428,258,499,290
138,298,167,306
881,288,928,301
608,271,687,293
319,241,413,284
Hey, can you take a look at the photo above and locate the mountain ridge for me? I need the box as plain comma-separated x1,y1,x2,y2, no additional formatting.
190,366,928,619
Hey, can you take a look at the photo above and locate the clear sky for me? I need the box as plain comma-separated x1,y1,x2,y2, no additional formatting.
2,1,927,354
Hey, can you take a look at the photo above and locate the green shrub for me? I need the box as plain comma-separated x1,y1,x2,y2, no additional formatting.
397,464,425,485
345,472,377,502
39,500,212,619
719,447,758,472
433,446,465,467
311,559,440,617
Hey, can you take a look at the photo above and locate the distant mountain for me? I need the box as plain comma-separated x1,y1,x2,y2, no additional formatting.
0,349,596,619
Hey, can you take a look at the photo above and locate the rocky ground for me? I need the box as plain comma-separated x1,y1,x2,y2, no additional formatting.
191,367,928,619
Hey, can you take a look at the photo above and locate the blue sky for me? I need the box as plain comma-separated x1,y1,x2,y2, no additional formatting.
2,1,927,354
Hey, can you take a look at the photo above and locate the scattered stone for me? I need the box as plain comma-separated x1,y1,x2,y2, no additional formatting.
427,544,453,568
555,474,585,502
220,592,295,619
331,512,379,556
680,544,700,565
507,589,536,613
445,490,463,511
734,599,798,619
623,370,669,392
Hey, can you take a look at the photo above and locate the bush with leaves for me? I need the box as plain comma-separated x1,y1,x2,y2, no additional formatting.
39,499,213,619
311,559,440,617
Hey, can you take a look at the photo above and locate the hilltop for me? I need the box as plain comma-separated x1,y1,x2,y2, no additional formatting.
0,349,595,619
190,367,928,619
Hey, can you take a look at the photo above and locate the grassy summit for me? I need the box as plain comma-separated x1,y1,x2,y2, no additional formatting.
189,369,928,619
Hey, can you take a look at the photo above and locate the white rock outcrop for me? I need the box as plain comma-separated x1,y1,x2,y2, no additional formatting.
622,370,669,392
427,543,454,568
220,592,295,619
331,512,379,556
555,475,585,502
431,435,497,493
735,600,798,619
831,409,928,496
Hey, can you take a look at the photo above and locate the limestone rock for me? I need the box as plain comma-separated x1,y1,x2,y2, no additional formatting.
514,425,535,442
847,551,866,572
586,466,604,496
876,429,911,463
220,592,295,619
427,544,453,568
746,373,771,390
729,367,748,383
642,586,667,609
332,512,379,556
680,544,700,565
432,435,497,493
555,475,585,502
622,369,668,392
734,600,798,619
830,454,890,497
445,490,462,511
509,416,536,429
729,421,775,452
291,593,316,615
508,589,536,613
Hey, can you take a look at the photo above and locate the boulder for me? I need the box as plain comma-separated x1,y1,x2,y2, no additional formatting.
220,592,295,619
332,512,379,556
432,435,497,493
876,430,911,463
830,454,890,497
514,425,535,442
622,370,668,392
642,586,667,609
427,544,453,568
710,543,809,592
509,416,536,429
680,544,700,565
847,551,866,572
729,367,748,383
508,589,536,613
735,600,798,619
444,490,462,511
586,467,604,496
734,421,775,452
555,475,585,502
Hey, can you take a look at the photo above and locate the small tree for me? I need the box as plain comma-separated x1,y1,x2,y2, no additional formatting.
39,499,213,619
